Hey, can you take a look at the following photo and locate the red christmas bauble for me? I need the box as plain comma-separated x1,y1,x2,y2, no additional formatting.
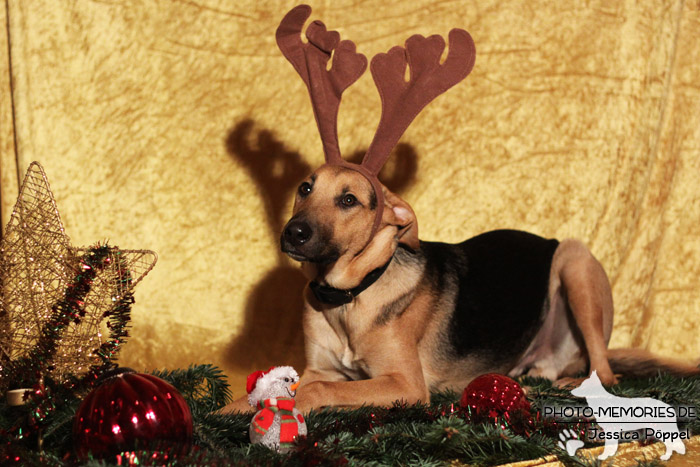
460,373,530,422
72,369,193,459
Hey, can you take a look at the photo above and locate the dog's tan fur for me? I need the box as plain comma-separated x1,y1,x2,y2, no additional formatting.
222,165,698,414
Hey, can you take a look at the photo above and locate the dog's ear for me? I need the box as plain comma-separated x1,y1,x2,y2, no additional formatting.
383,188,419,251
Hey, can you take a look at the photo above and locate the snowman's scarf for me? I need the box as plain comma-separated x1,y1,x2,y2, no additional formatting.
253,397,302,447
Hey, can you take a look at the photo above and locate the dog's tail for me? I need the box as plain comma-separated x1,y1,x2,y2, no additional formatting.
607,348,700,378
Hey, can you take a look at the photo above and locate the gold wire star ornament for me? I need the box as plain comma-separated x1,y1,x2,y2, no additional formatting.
0,162,156,385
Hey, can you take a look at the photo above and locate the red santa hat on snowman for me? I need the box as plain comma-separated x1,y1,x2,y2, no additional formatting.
246,366,301,407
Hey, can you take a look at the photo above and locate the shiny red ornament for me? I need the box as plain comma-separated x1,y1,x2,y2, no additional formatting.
72,369,193,459
460,373,531,422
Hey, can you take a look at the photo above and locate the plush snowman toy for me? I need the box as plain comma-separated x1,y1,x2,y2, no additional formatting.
247,366,307,452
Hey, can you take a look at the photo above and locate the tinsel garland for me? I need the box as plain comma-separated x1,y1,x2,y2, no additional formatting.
0,245,134,441
1,364,698,466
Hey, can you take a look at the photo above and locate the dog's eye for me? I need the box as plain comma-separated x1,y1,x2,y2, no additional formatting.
341,194,357,207
284,377,290,382
298,182,312,197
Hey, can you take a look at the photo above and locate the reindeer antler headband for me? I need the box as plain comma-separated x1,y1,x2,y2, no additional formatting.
277,5,475,241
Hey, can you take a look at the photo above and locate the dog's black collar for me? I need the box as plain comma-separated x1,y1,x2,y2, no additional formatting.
309,257,393,306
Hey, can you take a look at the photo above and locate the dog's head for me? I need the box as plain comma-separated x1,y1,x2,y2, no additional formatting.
281,164,418,264
275,5,474,267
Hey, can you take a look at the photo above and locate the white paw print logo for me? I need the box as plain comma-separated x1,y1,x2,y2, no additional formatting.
558,429,584,456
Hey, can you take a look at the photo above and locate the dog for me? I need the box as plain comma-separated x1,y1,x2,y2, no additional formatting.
220,5,699,414
219,162,699,414
571,371,686,460
281,166,615,411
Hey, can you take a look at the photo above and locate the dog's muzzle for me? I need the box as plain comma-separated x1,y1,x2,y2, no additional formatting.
281,218,340,264
282,219,314,252
281,219,314,261
283,219,313,247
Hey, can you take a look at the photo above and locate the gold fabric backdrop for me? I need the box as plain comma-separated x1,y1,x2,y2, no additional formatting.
1,1,699,397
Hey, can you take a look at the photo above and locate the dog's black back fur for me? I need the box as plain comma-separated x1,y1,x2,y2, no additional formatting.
420,230,559,365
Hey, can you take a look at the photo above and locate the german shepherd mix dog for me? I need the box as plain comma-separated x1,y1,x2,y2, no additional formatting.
223,5,699,414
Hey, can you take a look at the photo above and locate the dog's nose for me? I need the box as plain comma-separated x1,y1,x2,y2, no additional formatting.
284,220,313,247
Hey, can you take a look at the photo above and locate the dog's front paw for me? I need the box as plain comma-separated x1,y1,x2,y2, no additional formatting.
295,381,328,414
217,396,255,415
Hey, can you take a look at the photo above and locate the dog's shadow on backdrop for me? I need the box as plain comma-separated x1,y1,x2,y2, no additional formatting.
223,119,418,373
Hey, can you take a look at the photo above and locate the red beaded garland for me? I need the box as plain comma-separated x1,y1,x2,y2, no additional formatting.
72,370,193,459
460,373,530,422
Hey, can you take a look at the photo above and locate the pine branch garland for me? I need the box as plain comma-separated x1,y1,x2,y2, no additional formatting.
2,365,698,466
151,364,233,414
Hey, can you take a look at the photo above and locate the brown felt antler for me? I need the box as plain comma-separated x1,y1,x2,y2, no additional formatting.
277,5,475,245
363,30,476,175
276,5,367,164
